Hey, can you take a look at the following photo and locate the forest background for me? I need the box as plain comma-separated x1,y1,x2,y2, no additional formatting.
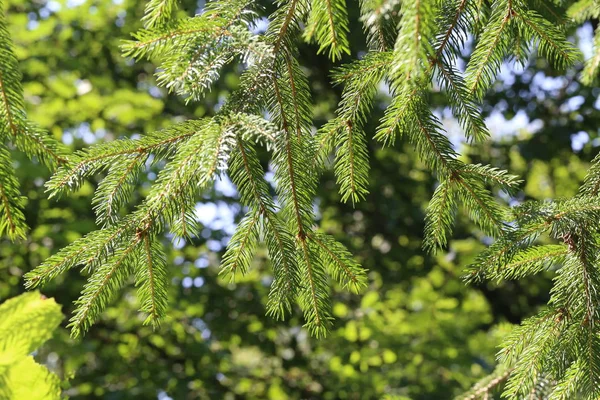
2,0,599,398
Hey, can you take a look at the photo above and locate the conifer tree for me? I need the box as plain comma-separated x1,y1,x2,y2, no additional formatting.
2,0,600,397
0,0,67,240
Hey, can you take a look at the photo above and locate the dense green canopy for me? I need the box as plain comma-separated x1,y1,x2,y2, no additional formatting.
1,0,600,399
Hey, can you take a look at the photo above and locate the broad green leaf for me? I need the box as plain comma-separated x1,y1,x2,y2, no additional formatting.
0,356,61,400
0,291,63,358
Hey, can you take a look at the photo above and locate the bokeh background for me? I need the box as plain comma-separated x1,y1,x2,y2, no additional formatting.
1,0,599,398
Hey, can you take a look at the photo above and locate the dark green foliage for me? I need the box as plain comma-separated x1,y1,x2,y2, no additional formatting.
3,0,600,397
0,0,67,239
466,187,600,397
304,0,351,60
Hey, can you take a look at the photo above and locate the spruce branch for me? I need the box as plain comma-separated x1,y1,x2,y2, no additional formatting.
465,0,513,99
453,173,508,237
500,309,565,399
0,4,67,169
304,0,351,60
298,236,333,337
464,220,549,283
483,244,568,282
219,210,261,281
228,139,300,319
567,0,599,23
308,232,367,293
0,0,67,240
458,163,522,195
24,224,133,290
68,238,140,337
526,0,567,25
389,0,437,86
455,365,513,400
581,25,600,85
434,59,490,142
326,51,390,202
579,153,600,196
423,179,458,251
0,144,26,240
92,153,146,226
142,0,178,28
436,0,478,59
134,234,169,326
513,8,581,70
46,119,203,198
359,0,399,51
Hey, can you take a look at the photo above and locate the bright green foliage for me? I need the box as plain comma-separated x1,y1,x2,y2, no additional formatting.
454,365,512,400
304,0,351,60
0,0,67,240
359,0,398,50
322,51,391,202
465,173,600,398
2,0,600,396
122,2,270,102
142,0,178,28
0,291,63,400
10,0,578,334
22,0,370,338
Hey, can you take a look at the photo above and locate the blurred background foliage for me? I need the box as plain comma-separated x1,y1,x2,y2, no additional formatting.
1,0,599,398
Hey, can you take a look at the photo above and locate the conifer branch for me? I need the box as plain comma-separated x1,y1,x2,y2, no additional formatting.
359,0,399,51
92,153,146,226
46,120,202,197
219,210,261,280
424,180,457,251
327,52,389,201
304,0,351,60
513,8,581,69
19,0,592,357
581,25,600,85
465,0,513,99
69,238,140,337
567,0,599,23
24,224,132,289
389,0,436,86
228,137,299,318
308,232,367,293
135,234,168,326
456,365,513,400
436,0,470,58
434,59,490,142
142,0,178,28
0,1,67,239
459,163,522,194
483,245,567,282
0,6,67,169
501,309,565,399
453,173,507,237
298,237,332,337
0,145,26,240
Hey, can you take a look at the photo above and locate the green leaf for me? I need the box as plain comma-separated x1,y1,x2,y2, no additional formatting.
0,292,63,400
0,356,61,400
0,291,63,359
